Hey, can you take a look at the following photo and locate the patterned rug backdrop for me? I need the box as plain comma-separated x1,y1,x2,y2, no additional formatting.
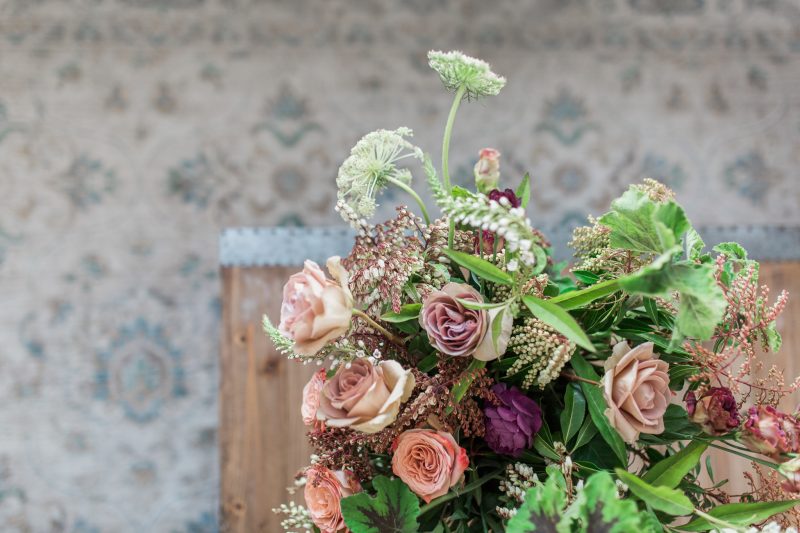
1,0,799,531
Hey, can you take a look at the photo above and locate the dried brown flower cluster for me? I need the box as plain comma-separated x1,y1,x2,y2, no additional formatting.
746,464,800,527
687,255,795,405
632,178,676,203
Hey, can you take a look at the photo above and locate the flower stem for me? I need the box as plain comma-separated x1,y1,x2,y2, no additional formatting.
442,85,466,248
560,372,600,386
352,309,405,348
418,468,502,516
387,176,431,224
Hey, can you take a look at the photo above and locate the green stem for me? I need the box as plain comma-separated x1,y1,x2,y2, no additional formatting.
352,309,405,348
419,468,502,516
442,85,466,249
387,176,430,224
700,439,781,470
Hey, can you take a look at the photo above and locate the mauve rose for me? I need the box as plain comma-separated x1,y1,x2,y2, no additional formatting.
484,383,542,456
317,358,414,434
419,283,488,358
740,405,800,459
685,387,740,436
391,429,469,503
602,341,670,444
304,465,361,533
279,257,354,356
301,369,327,427
474,148,500,193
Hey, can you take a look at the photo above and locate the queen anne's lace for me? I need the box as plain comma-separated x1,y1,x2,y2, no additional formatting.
428,50,506,99
336,127,423,224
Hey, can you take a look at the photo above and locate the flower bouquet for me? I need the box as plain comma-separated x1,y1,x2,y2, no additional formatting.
267,50,800,532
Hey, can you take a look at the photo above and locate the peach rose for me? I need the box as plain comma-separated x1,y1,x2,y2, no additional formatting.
302,369,327,426
391,429,469,503
279,257,354,356
304,465,361,533
317,358,414,434
602,341,670,444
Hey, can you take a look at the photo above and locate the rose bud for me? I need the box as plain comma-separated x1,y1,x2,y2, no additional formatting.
474,148,500,193
484,383,543,456
301,369,327,427
601,341,670,444
304,465,361,533
740,405,800,459
419,283,487,358
779,457,800,493
685,387,740,436
391,429,469,503
317,358,414,434
279,257,354,356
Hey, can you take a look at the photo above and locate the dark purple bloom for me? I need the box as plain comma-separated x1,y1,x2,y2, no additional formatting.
686,387,740,436
484,383,542,457
488,188,521,208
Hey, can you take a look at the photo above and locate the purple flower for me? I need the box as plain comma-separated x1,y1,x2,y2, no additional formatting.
484,383,542,457
685,387,740,436
488,188,521,208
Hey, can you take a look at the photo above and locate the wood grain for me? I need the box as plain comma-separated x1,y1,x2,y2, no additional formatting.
220,266,316,533
219,262,800,526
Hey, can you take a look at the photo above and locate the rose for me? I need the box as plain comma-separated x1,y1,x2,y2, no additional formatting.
685,387,740,436
279,257,354,356
474,148,500,193
602,341,670,444
301,369,327,426
779,458,800,493
420,283,493,358
317,358,414,434
391,429,469,503
484,383,542,456
304,465,361,533
740,405,800,459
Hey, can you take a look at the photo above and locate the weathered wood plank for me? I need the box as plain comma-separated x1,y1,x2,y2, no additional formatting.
220,266,316,533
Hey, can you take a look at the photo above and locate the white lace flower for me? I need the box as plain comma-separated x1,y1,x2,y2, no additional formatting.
428,50,506,99
336,127,423,223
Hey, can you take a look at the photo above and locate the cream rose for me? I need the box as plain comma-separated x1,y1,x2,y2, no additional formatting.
317,358,414,434
391,429,469,503
279,257,354,356
301,369,327,426
602,341,670,444
304,465,361,533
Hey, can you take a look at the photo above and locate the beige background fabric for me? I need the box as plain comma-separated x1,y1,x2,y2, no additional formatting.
1,0,799,530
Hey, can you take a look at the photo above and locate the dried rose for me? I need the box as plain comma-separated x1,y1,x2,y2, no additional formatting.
474,148,500,193
740,405,800,459
304,465,361,533
685,387,740,436
279,257,353,356
317,358,414,434
484,383,542,456
602,341,670,444
391,429,469,503
419,283,487,358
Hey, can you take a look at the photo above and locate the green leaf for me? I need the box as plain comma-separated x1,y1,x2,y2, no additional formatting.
442,248,513,285
340,476,420,533
417,353,439,372
449,358,486,409
615,469,694,516
765,321,782,352
381,303,422,323
522,295,595,352
641,441,708,488
517,172,531,209
573,270,600,285
684,227,705,260
679,500,799,531
668,364,699,389
571,416,599,452
455,298,506,310
713,242,748,261
570,353,628,466
560,383,586,444
547,278,621,311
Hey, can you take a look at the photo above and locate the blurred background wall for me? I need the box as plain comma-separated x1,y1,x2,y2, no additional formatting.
1,0,799,531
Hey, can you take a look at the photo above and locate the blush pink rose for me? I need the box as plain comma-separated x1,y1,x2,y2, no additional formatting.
279,257,354,356
602,341,670,444
419,283,488,358
740,405,800,459
304,465,361,533
302,369,327,426
391,429,469,503
317,358,415,434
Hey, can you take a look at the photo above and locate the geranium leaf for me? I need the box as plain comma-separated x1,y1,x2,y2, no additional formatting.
522,295,595,352
641,441,708,488
442,248,513,285
340,476,420,533
615,470,694,516
679,500,799,531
